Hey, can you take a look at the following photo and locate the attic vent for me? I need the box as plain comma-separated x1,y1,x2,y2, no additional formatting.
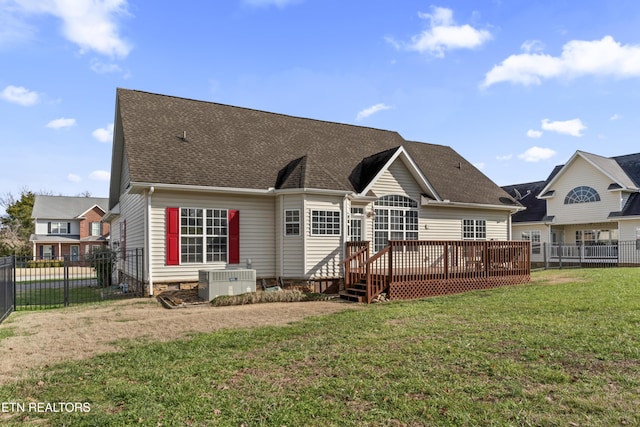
181,130,187,141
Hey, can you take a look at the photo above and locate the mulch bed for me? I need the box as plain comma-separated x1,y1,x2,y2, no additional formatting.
157,289,208,309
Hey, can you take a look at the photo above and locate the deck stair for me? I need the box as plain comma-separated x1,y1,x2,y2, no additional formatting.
339,279,369,303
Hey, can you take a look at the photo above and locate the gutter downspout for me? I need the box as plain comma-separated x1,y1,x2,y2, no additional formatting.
146,186,154,296
342,195,349,277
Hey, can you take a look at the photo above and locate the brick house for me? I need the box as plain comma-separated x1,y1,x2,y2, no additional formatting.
29,196,110,260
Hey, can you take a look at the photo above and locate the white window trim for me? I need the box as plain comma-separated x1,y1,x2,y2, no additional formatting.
180,207,229,264
463,219,487,241
284,209,301,237
373,195,419,252
310,210,341,236
521,230,541,254
50,222,69,235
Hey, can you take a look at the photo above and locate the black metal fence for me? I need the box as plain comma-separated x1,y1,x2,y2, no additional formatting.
0,256,14,323
12,248,144,311
532,241,640,269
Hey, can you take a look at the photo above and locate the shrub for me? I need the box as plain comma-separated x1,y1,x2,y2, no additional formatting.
86,247,117,287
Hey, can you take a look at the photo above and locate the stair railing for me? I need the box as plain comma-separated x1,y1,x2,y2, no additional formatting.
344,241,369,288
364,246,391,303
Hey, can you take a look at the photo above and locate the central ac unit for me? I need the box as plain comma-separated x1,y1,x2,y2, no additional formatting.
198,269,256,301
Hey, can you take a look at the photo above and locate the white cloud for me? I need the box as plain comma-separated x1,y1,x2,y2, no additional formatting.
89,170,110,181
518,146,557,162
46,117,76,129
6,0,132,58
389,6,492,57
610,113,622,121
496,154,513,161
483,36,640,87
0,6,36,47
1,85,39,106
356,103,392,121
527,129,543,138
473,162,485,170
92,123,114,142
541,118,586,137
520,40,545,54
90,58,122,74
67,173,82,183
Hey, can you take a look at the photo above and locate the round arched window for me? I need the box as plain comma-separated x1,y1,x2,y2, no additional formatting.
564,186,600,204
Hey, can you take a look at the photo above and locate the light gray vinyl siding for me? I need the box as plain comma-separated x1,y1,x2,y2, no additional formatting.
511,223,549,262
304,195,344,279
34,220,80,235
370,160,423,201
120,151,130,195
368,159,426,240
150,190,276,283
546,156,621,224
281,194,304,278
619,219,640,241
619,220,640,264
120,192,145,250
420,207,509,241
360,158,511,244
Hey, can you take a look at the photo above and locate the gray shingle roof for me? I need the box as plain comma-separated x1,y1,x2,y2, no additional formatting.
501,181,548,223
31,196,108,219
580,151,638,189
503,152,640,222
113,89,517,208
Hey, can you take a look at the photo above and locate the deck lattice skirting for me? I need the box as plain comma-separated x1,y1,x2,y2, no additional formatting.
389,275,531,301
343,240,531,303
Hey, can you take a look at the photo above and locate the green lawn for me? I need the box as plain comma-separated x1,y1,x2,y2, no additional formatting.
14,286,106,309
1,268,639,426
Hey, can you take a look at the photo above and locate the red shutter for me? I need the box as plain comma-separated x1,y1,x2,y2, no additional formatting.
228,210,240,264
166,207,180,266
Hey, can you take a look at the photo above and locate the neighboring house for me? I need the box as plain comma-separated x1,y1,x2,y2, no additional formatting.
106,88,523,295
503,150,640,265
30,196,110,260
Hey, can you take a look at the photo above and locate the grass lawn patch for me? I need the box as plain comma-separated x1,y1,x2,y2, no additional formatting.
14,286,105,309
0,268,638,426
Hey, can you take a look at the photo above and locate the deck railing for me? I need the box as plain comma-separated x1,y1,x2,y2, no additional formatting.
549,244,618,260
345,240,531,303
388,240,530,281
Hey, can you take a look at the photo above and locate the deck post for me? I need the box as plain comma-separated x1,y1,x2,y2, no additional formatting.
558,244,563,269
484,242,489,277
388,242,393,288
443,242,449,279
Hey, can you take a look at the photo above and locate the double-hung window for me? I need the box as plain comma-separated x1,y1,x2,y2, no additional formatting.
206,209,228,262
463,219,486,240
311,210,341,235
90,222,102,236
181,208,204,263
284,210,300,236
49,222,69,234
180,208,229,264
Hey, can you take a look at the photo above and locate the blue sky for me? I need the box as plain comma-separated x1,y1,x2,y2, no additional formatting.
2,0,640,208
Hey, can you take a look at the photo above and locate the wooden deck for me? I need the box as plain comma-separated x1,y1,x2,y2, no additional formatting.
342,240,531,303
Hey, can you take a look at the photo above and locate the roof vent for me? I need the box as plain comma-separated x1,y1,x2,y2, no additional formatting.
181,130,187,142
